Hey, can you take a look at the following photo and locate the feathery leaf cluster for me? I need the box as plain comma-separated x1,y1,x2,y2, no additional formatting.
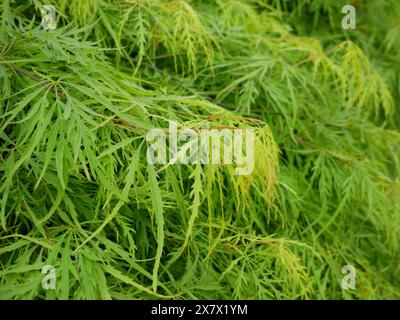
0,0,399,299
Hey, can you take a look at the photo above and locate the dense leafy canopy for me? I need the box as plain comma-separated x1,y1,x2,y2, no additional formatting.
0,0,399,299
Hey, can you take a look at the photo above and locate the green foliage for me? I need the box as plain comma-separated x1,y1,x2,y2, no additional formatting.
0,0,399,299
